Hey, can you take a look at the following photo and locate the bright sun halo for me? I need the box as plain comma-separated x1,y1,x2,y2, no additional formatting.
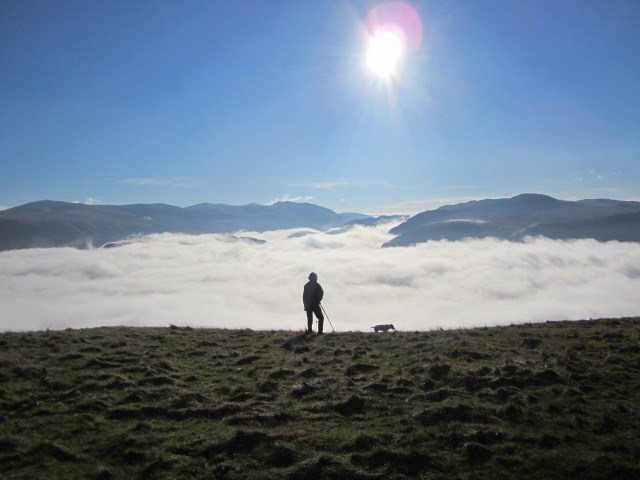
366,31,403,79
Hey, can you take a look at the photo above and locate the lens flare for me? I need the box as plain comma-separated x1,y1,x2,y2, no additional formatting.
362,2,423,81
366,31,403,79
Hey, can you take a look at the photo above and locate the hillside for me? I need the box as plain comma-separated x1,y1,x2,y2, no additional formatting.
0,201,370,251
343,215,408,228
1,318,639,479
386,194,640,246
522,211,640,242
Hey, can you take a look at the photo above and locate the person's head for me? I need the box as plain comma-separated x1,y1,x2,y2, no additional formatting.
308,272,318,282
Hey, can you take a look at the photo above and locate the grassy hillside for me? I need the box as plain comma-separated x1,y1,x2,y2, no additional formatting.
1,318,639,479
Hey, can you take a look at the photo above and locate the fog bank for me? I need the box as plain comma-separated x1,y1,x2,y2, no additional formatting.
1,223,639,331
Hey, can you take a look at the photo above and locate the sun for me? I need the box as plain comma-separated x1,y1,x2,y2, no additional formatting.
366,30,403,79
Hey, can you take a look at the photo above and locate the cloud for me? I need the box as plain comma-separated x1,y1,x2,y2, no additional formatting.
72,198,99,205
0,205,8,211
309,181,349,190
267,194,314,205
586,168,603,180
298,180,400,190
117,177,204,188
628,196,640,202
1,224,639,332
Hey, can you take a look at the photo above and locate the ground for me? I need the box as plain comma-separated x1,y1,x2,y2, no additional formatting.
1,318,639,479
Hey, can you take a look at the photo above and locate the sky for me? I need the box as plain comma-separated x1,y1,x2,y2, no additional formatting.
2,223,640,331
1,0,639,214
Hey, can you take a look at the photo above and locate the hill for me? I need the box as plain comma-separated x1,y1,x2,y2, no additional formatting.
522,211,640,242
0,201,370,251
1,318,639,479
386,194,640,246
343,215,408,228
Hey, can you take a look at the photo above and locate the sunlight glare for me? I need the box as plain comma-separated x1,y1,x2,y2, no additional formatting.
366,30,403,79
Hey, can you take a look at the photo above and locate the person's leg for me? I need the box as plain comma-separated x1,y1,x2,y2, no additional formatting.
306,310,313,333
314,306,324,334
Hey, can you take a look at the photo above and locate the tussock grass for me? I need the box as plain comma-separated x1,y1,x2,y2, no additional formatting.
1,318,639,479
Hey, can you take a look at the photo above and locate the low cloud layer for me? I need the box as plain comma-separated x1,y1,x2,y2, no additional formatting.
1,223,639,332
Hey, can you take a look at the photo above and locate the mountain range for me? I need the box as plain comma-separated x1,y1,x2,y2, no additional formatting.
1,194,639,251
384,194,640,246
0,200,369,251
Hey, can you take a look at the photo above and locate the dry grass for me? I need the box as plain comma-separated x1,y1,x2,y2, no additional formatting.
1,318,639,479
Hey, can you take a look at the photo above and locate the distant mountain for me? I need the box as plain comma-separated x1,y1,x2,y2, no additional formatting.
522,211,640,242
324,214,408,236
383,221,513,247
0,200,371,251
344,215,408,228
384,194,640,246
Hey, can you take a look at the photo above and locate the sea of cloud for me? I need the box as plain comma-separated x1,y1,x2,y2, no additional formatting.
1,222,639,332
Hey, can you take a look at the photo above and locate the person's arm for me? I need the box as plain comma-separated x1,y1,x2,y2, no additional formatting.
318,285,324,303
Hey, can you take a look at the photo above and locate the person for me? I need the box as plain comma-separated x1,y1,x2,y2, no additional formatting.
303,272,324,335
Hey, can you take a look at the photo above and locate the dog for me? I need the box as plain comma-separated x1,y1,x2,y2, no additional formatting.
372,324,395,332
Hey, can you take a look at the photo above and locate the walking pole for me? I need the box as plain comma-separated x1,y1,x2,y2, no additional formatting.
320,304,336,333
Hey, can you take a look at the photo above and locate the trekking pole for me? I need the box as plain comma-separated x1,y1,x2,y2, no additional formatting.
320,304,336,333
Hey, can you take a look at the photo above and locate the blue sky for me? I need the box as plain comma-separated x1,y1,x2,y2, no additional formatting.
1,0,639,214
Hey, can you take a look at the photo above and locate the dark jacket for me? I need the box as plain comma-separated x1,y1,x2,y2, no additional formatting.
303,281,324,311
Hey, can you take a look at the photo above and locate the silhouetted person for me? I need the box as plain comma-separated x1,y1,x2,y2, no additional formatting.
303,272,324,335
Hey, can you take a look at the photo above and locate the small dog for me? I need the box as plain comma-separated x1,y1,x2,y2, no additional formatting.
372,324,395,332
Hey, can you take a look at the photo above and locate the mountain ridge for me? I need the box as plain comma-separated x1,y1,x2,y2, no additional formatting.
385,193,640,246
0,200,371,251
3,194,640,251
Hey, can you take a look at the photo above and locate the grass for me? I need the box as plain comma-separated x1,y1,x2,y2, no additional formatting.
1,318,639,479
